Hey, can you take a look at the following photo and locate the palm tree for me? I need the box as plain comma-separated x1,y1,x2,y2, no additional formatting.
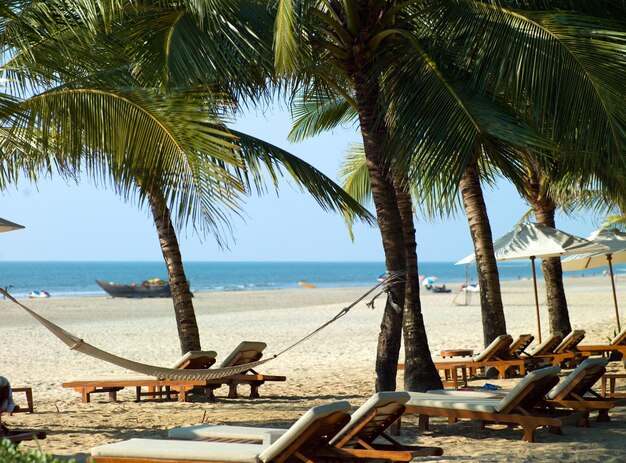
286,1,626,353
0,1,373,354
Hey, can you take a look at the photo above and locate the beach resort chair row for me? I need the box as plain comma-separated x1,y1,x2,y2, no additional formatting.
429,329,598,385
88,361,624,462
62,341,286,403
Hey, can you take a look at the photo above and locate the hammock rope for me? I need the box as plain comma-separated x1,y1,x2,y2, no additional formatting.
0,271,405,381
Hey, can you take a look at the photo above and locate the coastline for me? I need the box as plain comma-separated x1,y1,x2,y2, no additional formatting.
2,278,625,461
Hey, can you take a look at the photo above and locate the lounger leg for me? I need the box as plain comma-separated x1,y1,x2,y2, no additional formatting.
418,415,429,431
227,383,238,399
521,426,536,442
597,410,610,422
249,384,260,399
108,390,117,402
448,417,458,424
205,387,217,402
549,425,562,435
81,389,91,404
389,417,401,436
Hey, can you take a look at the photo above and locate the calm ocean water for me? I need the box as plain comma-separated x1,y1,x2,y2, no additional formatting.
0,261,613,299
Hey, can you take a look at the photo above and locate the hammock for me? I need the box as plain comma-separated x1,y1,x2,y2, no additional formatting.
0,272,401,381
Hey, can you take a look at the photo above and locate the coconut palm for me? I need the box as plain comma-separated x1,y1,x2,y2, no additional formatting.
0,1,373,354
279,0,626,366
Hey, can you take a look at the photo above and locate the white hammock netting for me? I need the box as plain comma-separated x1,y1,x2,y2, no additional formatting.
4,291,272,381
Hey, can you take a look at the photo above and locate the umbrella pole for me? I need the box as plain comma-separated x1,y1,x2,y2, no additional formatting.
607,254,621,332
531,256,542,343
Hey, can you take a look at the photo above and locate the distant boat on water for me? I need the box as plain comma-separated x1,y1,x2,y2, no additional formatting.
96,278,172,298
28,290,50,298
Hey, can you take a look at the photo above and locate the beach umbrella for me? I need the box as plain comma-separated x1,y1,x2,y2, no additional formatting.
457,222,608,342
561,227,626,331
0,217,24,233
421,276,438,287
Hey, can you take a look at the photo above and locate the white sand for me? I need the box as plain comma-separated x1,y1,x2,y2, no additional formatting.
1,276,626,462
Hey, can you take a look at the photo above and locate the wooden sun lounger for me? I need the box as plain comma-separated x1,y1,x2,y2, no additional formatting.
203,341,286,400
405,366,587,442
62,377,215,403
169,392,443,462
89,401,386,462
578,327,626,359
530,330,589,367
433,335,528,380
62,350,219,403
539,358,625,422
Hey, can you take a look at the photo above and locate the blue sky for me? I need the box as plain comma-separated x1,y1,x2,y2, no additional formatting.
0,106,604,262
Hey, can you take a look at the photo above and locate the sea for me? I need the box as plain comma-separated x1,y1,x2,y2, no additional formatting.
0,261,615,299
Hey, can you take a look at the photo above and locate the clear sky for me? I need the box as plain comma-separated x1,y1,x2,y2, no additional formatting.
0,106,604,263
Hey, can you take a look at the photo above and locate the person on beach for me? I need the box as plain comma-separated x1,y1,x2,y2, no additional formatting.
0,376,17,436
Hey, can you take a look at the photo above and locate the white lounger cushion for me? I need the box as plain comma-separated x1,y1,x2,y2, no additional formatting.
329,391,410,445
425,389,501,399
170,351,217,369
554,330,585,353
91,438,265,463
408,366,561,414
168,424,286,445
527,332,562,356
169,392,408,448
546,358,608,400
407,392,500,412
94,401,351,463
219,341,267,368
258,401,351,461
474,335,512,362
494,365,560,412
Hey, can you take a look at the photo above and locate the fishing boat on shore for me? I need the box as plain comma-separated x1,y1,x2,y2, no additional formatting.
96,278,171,298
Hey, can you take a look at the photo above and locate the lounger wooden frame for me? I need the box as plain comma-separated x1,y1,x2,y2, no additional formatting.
405,374,585,442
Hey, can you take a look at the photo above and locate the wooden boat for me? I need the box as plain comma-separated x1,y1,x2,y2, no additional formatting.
96,279,171,298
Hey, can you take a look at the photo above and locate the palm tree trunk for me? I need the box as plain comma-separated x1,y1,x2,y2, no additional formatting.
459,155,507,347
148,191,202,354
352,70,440,391
532,201,572,335
524,165,572,336
395,180,442,391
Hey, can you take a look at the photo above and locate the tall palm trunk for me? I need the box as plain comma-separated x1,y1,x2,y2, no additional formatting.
527,185,572,335
352,68,440,391
459,155,507,346
395,179,442,391
148,191,201,354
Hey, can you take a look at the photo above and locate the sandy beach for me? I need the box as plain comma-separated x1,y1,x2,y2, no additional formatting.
2,276,626,462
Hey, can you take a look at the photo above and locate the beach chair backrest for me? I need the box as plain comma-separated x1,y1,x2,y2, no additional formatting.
509,334,534,358
611,327,626,346
330,391,410,447
494,366,560,413
170,350,217,370
528,332,563,356
259,401,351,462
547,358,608,400
474,335,514,362
218,341,267,368
554,330,586,354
